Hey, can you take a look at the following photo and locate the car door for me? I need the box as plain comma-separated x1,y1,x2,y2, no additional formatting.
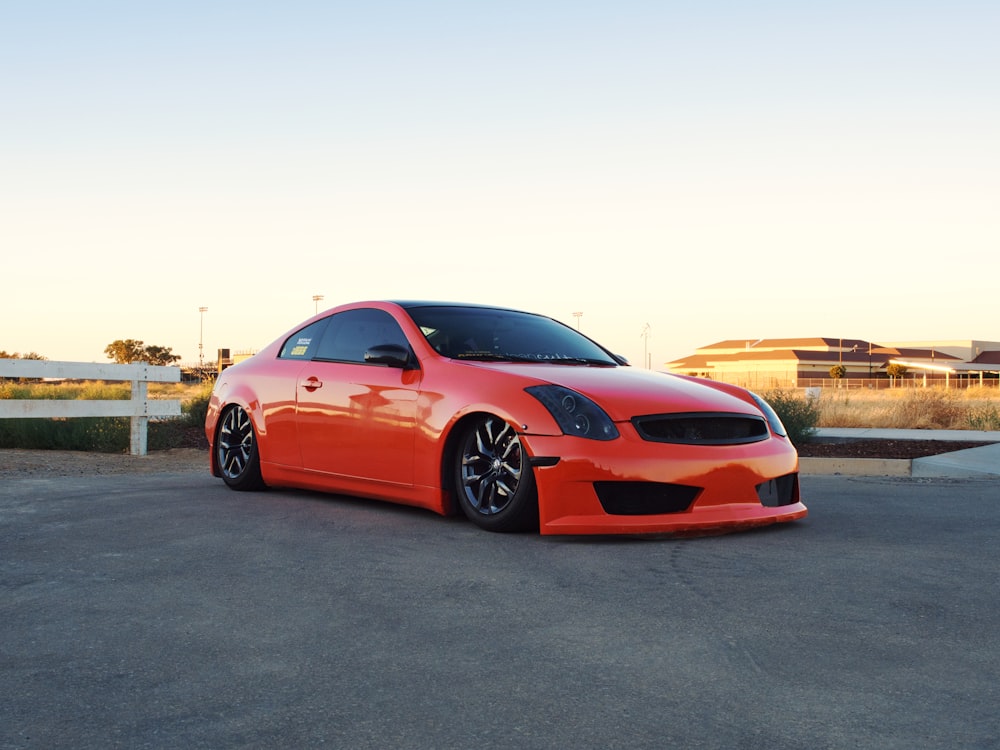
295,308,419,485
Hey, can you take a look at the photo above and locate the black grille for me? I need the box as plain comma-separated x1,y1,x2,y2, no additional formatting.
594,481,701,515
756,473,799,507
632,412,769,445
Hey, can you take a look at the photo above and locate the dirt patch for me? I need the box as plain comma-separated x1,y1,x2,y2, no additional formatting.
0,447,207,477
796,439,992,460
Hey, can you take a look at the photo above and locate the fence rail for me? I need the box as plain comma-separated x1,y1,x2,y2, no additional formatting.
0,359,181,456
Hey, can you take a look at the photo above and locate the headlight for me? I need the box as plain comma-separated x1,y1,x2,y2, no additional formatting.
525,385,619,441
749,392,787,437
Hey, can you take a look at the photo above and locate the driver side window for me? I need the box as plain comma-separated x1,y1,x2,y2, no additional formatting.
314,308,410,363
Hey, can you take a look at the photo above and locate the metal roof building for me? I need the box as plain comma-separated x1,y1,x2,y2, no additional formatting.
665,338,1000,389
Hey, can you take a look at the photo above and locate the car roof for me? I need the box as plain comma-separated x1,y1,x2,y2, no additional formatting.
390,300,532,314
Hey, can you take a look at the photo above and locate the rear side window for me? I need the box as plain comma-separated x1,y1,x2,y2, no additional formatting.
279,319,329,360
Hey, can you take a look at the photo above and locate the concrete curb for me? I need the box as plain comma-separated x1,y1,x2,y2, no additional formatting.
799,457,911,477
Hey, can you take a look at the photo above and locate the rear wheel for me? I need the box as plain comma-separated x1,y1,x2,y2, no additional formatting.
216,405,265,491
454,416,537,532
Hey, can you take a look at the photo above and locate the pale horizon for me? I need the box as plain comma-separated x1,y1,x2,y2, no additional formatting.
3,2,997,368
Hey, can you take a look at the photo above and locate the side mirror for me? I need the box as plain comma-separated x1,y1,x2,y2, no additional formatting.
364,344,414,369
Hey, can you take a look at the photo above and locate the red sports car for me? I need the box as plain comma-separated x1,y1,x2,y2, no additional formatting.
205,301,807,535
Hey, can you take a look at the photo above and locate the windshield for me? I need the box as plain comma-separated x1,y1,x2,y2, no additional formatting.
404,305,620,365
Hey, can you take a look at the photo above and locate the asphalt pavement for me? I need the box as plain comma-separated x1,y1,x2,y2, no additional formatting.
2,467,999,749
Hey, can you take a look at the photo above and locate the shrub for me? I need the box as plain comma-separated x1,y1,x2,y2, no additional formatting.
762,389,820,446
967,403,1000,431
182,383,213,427
894,389,965,429
0,417,129,452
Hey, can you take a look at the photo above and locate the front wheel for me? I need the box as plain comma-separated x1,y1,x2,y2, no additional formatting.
454,416,537,532
216,405,266,491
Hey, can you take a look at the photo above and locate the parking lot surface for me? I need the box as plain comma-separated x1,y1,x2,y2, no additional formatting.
2,469,998,749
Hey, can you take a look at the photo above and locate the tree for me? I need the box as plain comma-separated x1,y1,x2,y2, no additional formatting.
105,339,148,364
142,345,181,366
104,340,180,366
886,362,908,387
829,365,847,380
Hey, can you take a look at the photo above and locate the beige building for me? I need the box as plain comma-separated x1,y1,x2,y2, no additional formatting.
665,338,1000,389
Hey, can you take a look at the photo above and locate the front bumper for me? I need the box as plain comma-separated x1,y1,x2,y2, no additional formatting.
523,429,807,536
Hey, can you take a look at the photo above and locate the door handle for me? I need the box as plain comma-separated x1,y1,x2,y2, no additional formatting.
301,377,323,391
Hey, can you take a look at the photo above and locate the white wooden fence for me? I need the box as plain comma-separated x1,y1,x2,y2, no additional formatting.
0,359,182,456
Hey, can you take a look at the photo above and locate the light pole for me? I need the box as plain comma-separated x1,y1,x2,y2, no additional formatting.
572,311,583,330
198,306,208,368
313,295,324,314
641,323,651,369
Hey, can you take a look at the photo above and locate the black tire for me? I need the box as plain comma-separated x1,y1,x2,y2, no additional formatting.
216,405,266,491
454,415,537,532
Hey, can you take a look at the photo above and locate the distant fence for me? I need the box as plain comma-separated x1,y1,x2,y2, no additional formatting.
682,373,999,391
796,377,999,390
0,359,181,456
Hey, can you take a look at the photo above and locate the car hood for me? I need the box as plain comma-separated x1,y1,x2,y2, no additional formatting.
475,364,759,421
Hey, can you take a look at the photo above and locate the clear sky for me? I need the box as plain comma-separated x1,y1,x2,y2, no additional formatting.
2,1,997,368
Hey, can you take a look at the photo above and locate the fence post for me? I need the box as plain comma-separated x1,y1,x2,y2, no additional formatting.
130,375,149,456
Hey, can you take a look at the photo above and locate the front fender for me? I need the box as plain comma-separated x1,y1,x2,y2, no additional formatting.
410,374,565,496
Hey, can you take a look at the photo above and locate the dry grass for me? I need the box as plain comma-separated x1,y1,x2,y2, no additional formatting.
816,387,1000,430
5,380,999,432
0,380,209,401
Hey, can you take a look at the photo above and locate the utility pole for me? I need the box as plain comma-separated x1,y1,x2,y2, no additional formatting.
198,306,208,368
